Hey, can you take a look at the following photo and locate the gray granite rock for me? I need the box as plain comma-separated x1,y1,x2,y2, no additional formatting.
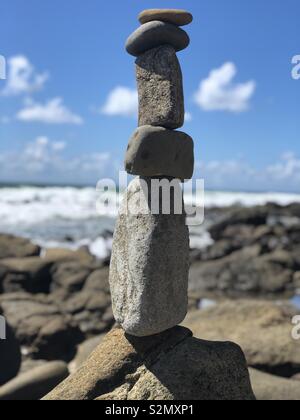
125,125,194,180
126,21,190,57
136,45,184,129
139,9,193,27
109,177,189,337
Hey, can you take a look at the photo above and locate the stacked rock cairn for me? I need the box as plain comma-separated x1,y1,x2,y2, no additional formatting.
109,9,194,337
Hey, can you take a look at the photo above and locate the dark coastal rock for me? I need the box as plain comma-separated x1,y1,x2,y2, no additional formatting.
63,289,112,335
50,261,94,299
84,268,110,294
61,267,113,336
125,126,194,179
139,9,193,26
20,359,49,374
110,177,189,337
43,326,255,401
209,206,269,241
0,234,40,259
184,300,300,377
0,361,69,401
126,21,190,57
189,246,297,296
250,368,300,401
136,45,184,129
0,318,21,386
0,293,83,361
0,257,53,294
191,239,240,262
44,247,95,264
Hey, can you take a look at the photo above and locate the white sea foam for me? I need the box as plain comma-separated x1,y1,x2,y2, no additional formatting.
202,191,300,208
0,186,300,254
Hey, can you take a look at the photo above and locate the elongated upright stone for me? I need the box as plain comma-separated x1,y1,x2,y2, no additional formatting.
136,45,184,129
109,177,189,337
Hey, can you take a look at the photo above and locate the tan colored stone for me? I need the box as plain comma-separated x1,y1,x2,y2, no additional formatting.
43,247,95,264
250,368,300,401
69,335,104,373
44,326,255,401
43,326,192,400
184,300,300,374
139,9,193,26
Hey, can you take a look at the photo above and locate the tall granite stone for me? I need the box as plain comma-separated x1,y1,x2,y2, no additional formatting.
109,177,189,337
136,45,184,129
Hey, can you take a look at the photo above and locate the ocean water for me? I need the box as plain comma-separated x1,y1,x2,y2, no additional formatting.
1,185,300,259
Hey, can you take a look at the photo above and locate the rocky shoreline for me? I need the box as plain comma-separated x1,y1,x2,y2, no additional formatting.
0,202,300,399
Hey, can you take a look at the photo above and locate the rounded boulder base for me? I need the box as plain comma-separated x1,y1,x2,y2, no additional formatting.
42,327,256,401
139,9,193,27
125,126,194,180
126,21,190,57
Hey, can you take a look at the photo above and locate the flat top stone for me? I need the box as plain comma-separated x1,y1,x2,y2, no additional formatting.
139,9,193,26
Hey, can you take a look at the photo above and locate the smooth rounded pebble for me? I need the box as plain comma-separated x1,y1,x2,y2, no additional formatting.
126,21,190,57
139,9,193,26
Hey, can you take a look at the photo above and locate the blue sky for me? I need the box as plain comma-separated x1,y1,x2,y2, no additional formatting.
0,0,300,191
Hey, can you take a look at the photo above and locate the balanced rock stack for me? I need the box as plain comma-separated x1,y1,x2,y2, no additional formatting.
43,11,256,400
109,9,194,337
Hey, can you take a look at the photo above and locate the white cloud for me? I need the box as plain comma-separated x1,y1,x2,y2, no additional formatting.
185,112,193,122
16,97,83,125
101,86,138,117
0,136,116,183
194,62,256,112
52,141,66,152
195,152,300,192
1,55,48,96
266,152,300,182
